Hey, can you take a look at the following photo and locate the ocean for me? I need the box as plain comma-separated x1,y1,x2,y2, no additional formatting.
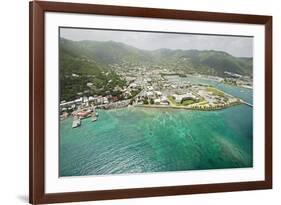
59,78,253,177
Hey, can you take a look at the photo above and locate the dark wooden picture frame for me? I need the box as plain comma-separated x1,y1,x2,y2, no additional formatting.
29,1,272,204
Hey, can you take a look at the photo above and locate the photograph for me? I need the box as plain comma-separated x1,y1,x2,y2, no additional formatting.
28,1,273,203
58,27,254,177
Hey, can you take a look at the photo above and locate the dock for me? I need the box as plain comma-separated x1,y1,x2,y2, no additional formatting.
241,100,253,107
72,116,81,128
91,106,98,122
91,111,97,121
71,106,99,128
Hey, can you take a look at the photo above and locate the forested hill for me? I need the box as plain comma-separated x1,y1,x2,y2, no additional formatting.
59,38,126,101
60,38,252,77
59,38,252,101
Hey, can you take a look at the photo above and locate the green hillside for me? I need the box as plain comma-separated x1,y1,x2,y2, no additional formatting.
60,38,153,65
60,38,252,77
151,49,252,76
59,39,126,101
59,38,252,101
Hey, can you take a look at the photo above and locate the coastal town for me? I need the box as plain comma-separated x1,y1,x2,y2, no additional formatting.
59,63,252,128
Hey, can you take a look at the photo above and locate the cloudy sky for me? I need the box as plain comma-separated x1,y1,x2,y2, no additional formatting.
60,27,253,57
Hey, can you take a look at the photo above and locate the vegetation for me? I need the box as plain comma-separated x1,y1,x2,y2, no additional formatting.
152,49,252,77
206,86,225,97
143,98,149,105
131,89,142,98
60,38,253,78
59,37,253,101
167,96,177,106
224,78,238,86
59,39,126,101
181,99,197,106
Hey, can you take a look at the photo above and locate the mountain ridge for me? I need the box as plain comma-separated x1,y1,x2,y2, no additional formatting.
60,37,252,77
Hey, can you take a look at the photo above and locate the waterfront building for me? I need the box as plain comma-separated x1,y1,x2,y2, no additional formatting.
160,96,169,105
74,97,83,104
103,97,109,104
172,92,196,103
154,98,161,105
146,91,154,99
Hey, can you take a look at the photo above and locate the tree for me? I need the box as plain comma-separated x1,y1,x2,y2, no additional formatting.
143,99,149,105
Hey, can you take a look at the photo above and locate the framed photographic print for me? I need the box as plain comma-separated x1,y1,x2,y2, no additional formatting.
29,1,272,204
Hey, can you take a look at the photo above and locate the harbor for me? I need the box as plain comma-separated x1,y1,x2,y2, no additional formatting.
71,106,99,128
60,103,253,176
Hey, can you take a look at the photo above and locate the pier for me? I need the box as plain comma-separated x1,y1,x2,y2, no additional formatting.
91,107,98,121
72,116,81,128
72,106,99,128
241,100,253,107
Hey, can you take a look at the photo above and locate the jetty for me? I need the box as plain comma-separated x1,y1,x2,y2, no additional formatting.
71,106,99,127
241,100,253,107
91,107,98,122
72,116,81,128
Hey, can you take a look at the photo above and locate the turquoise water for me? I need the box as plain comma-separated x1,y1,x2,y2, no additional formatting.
59,81,253,176
171,75,253,103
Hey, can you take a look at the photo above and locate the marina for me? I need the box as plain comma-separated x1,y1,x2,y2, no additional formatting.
71,106,99,128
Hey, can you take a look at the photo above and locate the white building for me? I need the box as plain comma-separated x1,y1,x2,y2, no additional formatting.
172,92,196,103
86,82,93,87
154,91,162,96
146,91,154,98
160,96,169,105
74,97,83,104
103,97,109,104
72,73,79,77
88,96,96,102
83,96,89,103
147,86,154,91
60,100,75,108
129,83,137,89
154,98,161,105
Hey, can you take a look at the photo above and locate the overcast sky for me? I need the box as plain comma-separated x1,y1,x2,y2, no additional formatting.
60,28,253,57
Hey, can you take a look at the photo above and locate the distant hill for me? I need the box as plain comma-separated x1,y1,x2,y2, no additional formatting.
60,38,252,77
59,38,252,101
60,38,153,66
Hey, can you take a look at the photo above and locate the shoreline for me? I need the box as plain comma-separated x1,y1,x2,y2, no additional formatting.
133,101,244,111
60,101,252,122
222,82,253,90
60,101,251,122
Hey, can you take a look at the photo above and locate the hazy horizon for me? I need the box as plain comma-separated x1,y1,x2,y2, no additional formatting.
60,28,253,58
